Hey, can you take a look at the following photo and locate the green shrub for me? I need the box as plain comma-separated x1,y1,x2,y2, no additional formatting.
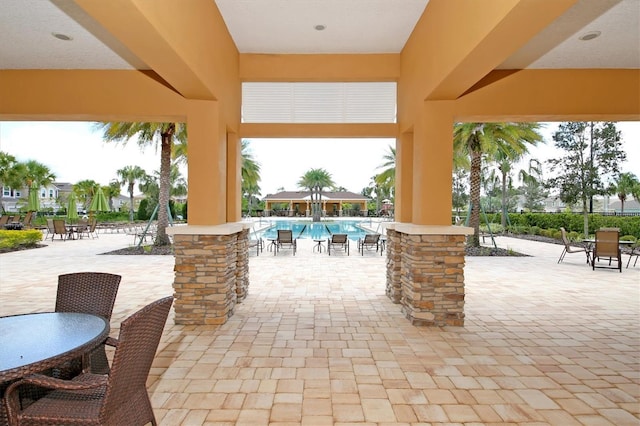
137,199,150,221
567,231,581,241
529,226,540,235
620,235,637,242
0,229,43,249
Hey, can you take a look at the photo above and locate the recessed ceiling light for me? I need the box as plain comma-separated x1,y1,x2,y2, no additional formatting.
314,24,326,31
52,32,73,41
579,31,601,41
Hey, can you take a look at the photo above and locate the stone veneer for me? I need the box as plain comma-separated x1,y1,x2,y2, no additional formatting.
386,224,472,327
168,224,249,325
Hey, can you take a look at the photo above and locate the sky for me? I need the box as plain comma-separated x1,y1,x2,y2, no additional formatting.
0,121,638,196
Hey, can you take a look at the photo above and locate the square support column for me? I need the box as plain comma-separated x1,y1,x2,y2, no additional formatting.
386,223,472,327
167,223,249,325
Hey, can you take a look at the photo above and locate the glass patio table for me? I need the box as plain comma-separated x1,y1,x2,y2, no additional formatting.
0,312,109,383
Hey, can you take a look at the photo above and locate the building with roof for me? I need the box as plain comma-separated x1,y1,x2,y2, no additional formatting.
263,190,370,217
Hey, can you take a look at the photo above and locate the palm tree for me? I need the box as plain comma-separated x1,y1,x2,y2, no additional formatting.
241,140,261,216
139,163,187,220
21,160,56,210
611,172,640,213
74,179,98,211
0,152,25,212
117,165,148,222
96,122,187,246
105,180,122,212
453,122,542,246
375,145,396,197
298,168,334,222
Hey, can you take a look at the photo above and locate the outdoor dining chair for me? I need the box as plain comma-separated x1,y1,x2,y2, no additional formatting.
52,219,69,241
592,229,622,272
54,272,121,377
627,242,639,268
558,227,591,265
4,296,173,426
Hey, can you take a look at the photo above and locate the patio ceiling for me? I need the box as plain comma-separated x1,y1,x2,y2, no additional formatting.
0,0,638,71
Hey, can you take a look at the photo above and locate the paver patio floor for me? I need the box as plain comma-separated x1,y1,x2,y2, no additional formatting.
0,231,638,425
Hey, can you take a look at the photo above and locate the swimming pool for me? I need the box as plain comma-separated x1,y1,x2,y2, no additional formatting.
256,220,371,240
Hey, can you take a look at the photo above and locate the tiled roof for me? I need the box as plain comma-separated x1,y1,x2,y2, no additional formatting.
264,191,369,201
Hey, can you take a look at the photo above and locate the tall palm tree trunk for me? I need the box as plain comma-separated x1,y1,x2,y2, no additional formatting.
128,183,135,222
501,169,508,228
156,126,174,246
468,150,482,247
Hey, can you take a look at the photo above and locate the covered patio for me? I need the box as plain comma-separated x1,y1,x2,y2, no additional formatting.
1,234,638,424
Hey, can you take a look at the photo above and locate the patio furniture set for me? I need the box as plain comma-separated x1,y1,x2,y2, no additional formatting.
0,272,173,425
558,227,638,272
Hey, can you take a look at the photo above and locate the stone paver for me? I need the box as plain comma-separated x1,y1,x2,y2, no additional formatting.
0,230,638,425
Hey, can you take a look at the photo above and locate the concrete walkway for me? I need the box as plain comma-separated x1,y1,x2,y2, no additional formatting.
0,232,638,425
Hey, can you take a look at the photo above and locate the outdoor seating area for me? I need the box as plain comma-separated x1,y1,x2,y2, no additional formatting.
557,227,636,272
0,267,172,426
0,233,638,424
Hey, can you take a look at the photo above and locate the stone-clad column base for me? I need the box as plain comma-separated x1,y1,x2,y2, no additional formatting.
385,229,402,303
168,223,249,325
386,224,472,327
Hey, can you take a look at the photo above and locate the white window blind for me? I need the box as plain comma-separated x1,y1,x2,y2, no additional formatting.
242,82,396,123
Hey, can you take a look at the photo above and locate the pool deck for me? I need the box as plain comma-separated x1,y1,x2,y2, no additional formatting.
0,229,638,425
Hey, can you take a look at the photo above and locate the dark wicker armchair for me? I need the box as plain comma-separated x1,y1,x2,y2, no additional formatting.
55,272,121,376
4,296,173,426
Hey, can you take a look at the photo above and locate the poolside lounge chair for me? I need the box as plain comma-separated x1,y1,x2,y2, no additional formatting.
0,215,9,226
327,233,349,255
21,211,34,229
592,229,622,272
276,229,296,256
358,233,381,255
558,227,590,265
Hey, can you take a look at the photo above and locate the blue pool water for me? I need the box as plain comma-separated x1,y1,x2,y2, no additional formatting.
257,220,371,240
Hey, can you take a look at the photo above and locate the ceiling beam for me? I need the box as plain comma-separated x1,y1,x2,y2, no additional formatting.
73,0,235,101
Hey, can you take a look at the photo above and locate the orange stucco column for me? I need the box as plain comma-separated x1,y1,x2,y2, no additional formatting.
186,100,226,225
395,133,413,223
412,101,454,225
227,132,241,222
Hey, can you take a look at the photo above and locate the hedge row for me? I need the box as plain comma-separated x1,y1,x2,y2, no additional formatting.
487,213,640,238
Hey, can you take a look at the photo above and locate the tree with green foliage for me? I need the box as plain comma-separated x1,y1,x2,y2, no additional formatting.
74,179,98,211
518,159,547,212
138,162,187,221
374,145,395,199
96,122,187,246
105,180,122,212
298,168,334,222
0,152,25,212
21,160,56,210
454,122,542,246
547,122,626,237
611,172,640,214
117,165,147,222
452,168,469,216
241,140,261,216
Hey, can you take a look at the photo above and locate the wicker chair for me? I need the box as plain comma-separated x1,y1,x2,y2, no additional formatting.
327,233,349,256
55,272,121,376
4,296,173,426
